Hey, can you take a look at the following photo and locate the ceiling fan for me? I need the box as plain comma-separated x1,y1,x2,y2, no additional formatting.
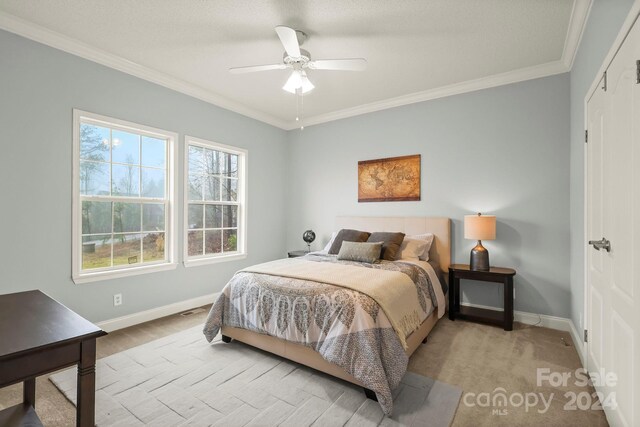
229,26,367,94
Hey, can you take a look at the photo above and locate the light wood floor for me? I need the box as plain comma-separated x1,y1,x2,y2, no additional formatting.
0,307,608,426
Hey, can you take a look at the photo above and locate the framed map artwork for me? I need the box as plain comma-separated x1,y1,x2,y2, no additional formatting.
357,154,421,202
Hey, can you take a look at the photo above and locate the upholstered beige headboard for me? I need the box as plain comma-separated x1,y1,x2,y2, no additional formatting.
335,216,451,273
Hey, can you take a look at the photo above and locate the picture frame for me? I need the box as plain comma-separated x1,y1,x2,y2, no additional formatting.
357,154,421,202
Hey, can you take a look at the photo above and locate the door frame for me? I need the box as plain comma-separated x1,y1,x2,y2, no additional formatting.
582,0,640,367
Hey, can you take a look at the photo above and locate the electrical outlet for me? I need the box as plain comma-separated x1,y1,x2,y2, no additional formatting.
113,293,122,306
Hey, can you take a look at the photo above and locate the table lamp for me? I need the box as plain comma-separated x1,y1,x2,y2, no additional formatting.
464,213,496,271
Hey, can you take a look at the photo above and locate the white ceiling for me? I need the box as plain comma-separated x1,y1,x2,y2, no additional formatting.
0,1,588,129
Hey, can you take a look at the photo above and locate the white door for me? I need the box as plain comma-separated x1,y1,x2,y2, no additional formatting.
586,17,640,427
586,74,607,396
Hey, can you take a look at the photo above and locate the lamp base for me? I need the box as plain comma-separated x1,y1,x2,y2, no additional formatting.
470,241,490,271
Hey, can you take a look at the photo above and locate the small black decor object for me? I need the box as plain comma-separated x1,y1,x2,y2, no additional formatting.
303,230,316,253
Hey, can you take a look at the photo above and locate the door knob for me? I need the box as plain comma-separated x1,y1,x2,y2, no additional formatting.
588,238,611,252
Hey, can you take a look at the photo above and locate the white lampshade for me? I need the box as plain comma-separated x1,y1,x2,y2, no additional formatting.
464,214,496,241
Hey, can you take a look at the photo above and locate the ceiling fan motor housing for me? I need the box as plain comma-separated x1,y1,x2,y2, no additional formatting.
283,49,311,68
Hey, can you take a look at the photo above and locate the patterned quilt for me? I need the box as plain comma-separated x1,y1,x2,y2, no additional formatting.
203,254,438,415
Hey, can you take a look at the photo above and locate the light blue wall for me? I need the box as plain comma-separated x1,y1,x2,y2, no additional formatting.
287,74,571,318
1,1,635,325
568,0,635,332
0,30,288,322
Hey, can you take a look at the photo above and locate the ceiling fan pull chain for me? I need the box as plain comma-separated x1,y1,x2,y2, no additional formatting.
300,90,305,130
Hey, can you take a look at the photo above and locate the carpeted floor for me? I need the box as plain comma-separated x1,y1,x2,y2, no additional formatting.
409,320,608,427
0,306,608,426
50,326,462,426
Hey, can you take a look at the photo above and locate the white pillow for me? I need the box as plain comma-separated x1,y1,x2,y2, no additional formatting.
322,231,338,252
397,238,427,261
397,233,434,261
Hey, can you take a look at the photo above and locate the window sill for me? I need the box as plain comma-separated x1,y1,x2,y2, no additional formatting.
73,262,178,284
184,253,247,268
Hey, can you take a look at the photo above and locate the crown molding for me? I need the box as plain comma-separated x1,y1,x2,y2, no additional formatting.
0,11,290,130
561,0,593,69
1,1,590,132
289,0,592,130
287,60,568,130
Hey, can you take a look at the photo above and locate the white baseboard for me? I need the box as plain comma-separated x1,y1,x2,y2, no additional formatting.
460,302,586,366
568,318,586,366
95,296,588,367
96,293,218,333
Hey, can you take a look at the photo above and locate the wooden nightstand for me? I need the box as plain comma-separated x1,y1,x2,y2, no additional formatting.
448,264,516,331
288,250,308,258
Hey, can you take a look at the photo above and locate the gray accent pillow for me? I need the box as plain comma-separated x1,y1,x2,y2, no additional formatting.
328,229,371,254
367,232,406,261
337,241,383,263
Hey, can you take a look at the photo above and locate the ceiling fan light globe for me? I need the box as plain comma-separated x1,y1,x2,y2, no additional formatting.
282,71,302,93
283,85,314,94
300,75,315,93
283,70,314,94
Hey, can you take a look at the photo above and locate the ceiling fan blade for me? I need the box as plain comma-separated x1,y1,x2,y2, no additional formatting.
229,64,287,74
308,58,367,71
275,26,301,58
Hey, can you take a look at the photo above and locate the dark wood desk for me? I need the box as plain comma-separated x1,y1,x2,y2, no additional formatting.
448,264,516,331
0,290,107,426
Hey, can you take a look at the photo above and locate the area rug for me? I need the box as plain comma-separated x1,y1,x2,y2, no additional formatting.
50,325,461,426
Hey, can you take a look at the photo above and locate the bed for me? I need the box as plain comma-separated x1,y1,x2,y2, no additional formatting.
203,216,451,415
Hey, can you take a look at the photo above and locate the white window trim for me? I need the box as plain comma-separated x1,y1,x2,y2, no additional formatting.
72,109,178,284
183,135,248,268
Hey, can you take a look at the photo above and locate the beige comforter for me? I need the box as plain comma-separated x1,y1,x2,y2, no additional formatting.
242,257,422,350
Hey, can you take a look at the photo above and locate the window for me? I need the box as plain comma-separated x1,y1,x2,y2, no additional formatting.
184,136,247,266
72,110,176,283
